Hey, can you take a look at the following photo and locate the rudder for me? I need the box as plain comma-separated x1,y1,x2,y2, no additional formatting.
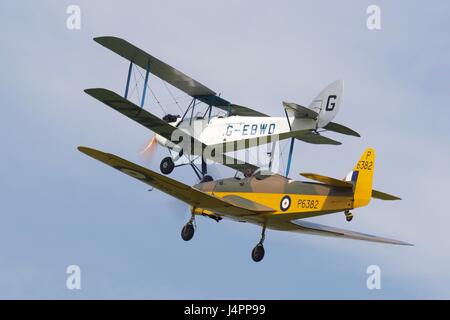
351,148,375,208
308,80,343,128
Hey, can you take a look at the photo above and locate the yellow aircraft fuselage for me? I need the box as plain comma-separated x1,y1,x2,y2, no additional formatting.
192,148,376,227
194,175,354,222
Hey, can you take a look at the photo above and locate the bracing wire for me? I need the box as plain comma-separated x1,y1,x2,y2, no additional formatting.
135,67,166,115
161,79,184,113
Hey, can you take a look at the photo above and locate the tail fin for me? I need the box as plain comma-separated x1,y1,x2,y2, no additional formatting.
308,80,343,128
346,148,375,208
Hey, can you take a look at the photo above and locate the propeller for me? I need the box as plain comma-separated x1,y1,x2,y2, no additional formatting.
139,134,158,163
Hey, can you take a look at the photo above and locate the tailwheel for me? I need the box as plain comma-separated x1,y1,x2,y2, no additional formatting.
160,157,175,175
251,225,266,262
345,210,354,222
181,221,195,241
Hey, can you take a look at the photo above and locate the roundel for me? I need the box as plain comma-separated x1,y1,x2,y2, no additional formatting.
280,195,291,212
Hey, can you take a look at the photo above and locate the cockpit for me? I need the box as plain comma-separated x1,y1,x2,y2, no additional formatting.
252,168,277,180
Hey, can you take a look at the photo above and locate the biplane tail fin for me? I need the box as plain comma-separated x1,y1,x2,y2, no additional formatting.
347,148,375,208
308,80,343,128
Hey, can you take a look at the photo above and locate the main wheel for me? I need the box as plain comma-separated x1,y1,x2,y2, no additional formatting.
251,243,265,262
160,157,175,175
346,214,353,222
181,223,195,241
200,175,213,183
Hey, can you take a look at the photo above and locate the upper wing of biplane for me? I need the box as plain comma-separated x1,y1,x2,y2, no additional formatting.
78,146,274,217
267,218,412,245
94,36,268,117
300,172,401,200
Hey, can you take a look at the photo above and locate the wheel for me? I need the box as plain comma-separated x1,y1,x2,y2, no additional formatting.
181,223,195,241
251,243,265,262
346,214,353,222
200,175,213,183
160,157,175,175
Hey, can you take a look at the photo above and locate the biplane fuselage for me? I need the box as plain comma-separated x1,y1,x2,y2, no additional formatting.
155,115,316,149
88,36,361,177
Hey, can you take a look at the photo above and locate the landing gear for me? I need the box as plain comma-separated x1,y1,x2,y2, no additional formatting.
345,210,354,222
200,175,213,183
160,157,175,175
251,225,266,262
251,243,265,262
181,219,195,241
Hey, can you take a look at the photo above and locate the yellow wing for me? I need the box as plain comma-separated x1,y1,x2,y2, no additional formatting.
78,147,274,217
265,218,412,246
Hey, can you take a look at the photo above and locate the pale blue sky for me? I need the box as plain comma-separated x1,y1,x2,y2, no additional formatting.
1,0,449,299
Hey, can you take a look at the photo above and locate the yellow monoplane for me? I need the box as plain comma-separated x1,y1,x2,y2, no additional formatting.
78,146,411,262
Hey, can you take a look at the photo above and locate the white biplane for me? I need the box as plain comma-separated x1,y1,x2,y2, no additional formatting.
86,37,360,181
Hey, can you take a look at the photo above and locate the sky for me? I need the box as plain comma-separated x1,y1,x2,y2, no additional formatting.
0,0,449,299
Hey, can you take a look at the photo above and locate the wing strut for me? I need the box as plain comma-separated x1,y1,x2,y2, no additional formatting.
124,60,133,99
284,108,295,177
141,60,150,108
123,58,150,109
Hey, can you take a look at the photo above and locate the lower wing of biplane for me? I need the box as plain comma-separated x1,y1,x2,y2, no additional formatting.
85,88,328,178
78,146,412,262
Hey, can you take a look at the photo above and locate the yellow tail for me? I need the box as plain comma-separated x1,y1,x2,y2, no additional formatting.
351,148,375,208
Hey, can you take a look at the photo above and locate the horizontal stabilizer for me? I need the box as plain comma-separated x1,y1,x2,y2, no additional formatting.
324,122,360,137
372,190,402,200
283,101,319,119
300,172,401,200
300,173,352,188
295,132,341,145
